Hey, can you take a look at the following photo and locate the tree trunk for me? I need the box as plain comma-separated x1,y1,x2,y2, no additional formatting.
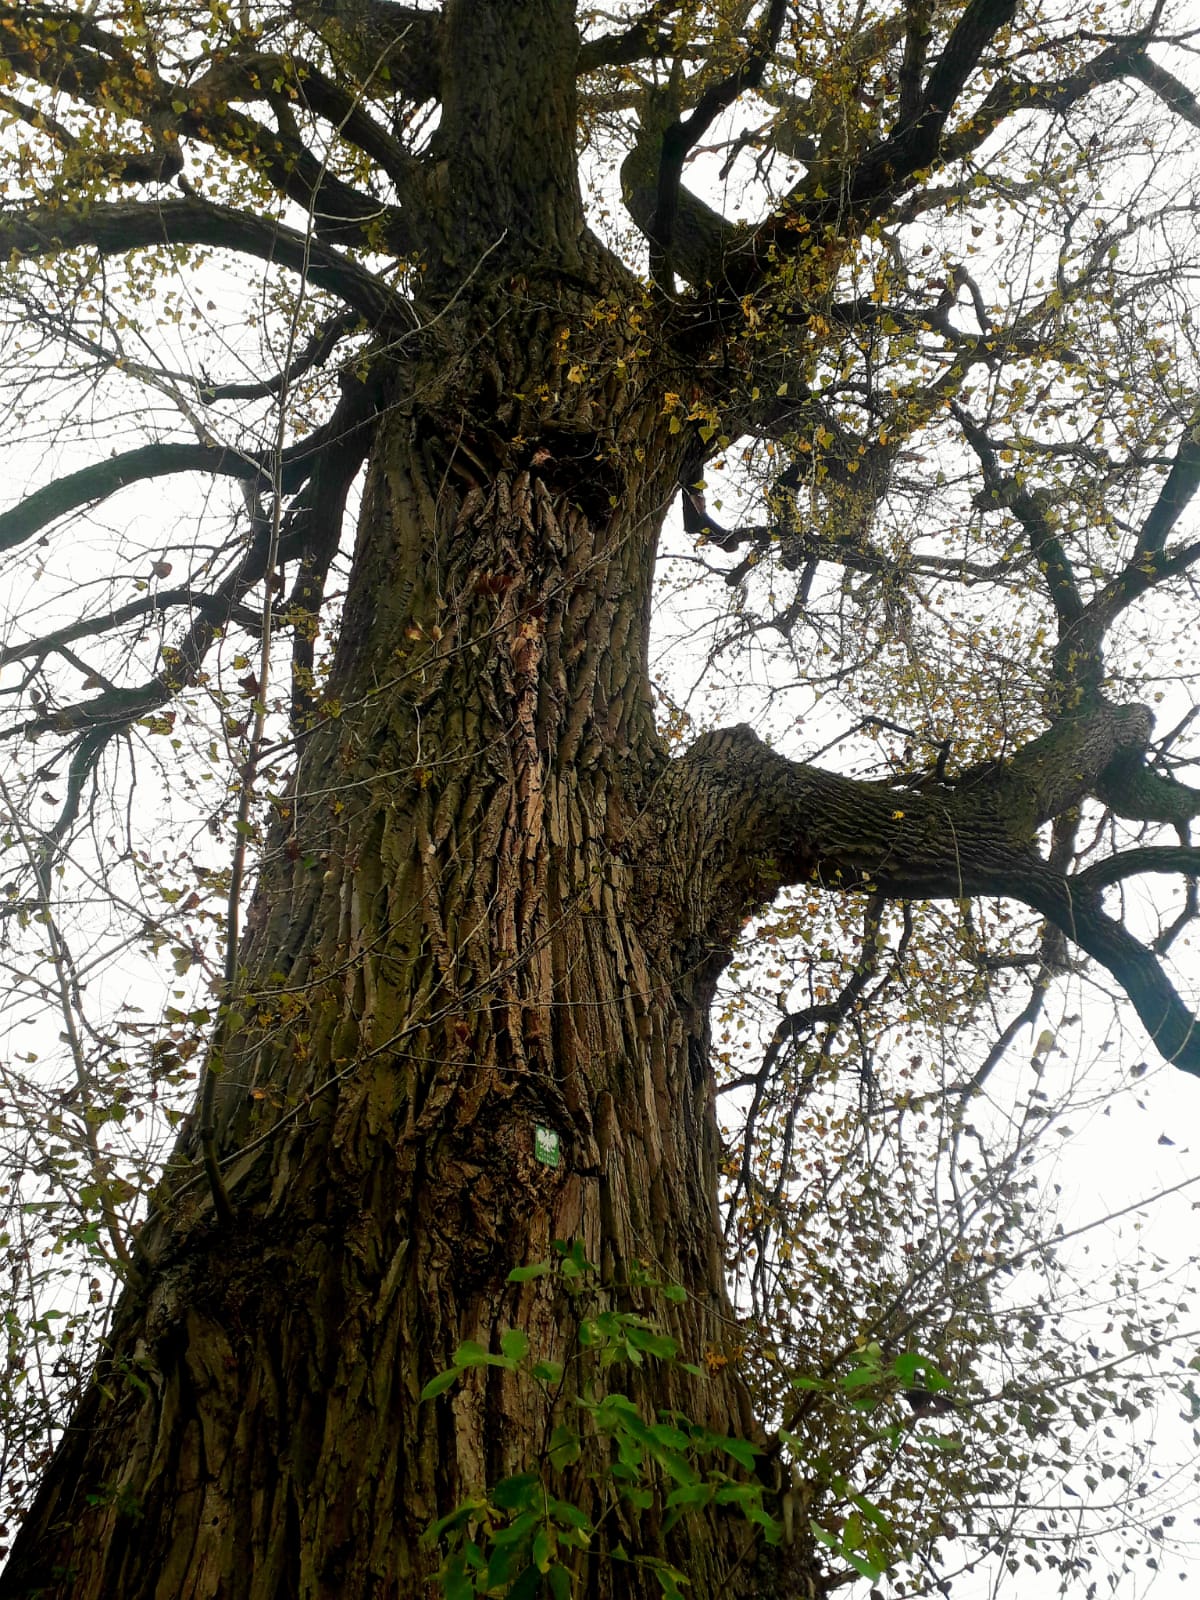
0,306,809,1599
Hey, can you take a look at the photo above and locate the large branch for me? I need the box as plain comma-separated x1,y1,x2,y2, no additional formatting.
192,50,420,189
296,0,442,104
649,0,786,281
700,18,1167,309
0,443,265,556
0,390,374,556
850,0,1019,203
1126,406,1200,561
736,0,1017,287
579,1,683,73
1075,845,1200,893
0,8,413,252
1019,872,1200,1074
0,197,406,327
280,371,384,724
676,718,1200,1073
1126,51,1200,131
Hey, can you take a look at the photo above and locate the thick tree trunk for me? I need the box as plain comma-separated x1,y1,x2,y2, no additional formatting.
1,314,808,1598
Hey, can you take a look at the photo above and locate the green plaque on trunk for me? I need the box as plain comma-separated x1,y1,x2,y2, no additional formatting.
534,1125,561,1168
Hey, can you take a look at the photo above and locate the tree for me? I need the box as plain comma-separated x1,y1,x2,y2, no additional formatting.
1,1,1200,1595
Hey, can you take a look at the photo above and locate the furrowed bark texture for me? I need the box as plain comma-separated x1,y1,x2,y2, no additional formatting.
1,291,816,1598
2,5,815,1593
9,5,1198,1596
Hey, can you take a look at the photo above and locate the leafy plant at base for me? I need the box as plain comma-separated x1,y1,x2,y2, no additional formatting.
420,1243,780,1599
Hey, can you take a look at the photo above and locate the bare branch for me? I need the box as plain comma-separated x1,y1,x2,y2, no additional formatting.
1075,844,1200,893
650,0,787,280
0,196,407,326
1126,50,1200,130
0,591,263,671
1,378,379,557
579,1,683,73
198,309,361,403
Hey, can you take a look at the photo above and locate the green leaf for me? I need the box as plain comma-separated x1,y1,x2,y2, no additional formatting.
627,1327,679,1360
506,1564,542,1600
893,1351,948,1390
419,1366,461,1401
532,1525,553,1571
508,1261,553,1283
840,1364,884,1390
548,1424,581,1468
451,1339,513,1371
424,1499,487,1543
548,1498,592,1533
653,1449,699,1487
716,1435,758,1471
849,1491,892,1533
741,1503,782,1544
501,1328,531,1362
442,1563,475,1600
845,1549,885,1582
665,1484,712,1511
492,1473,541,1511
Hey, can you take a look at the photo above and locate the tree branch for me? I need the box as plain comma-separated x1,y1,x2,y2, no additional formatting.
579,1,683,74
650,0,786,281
6,369,384,741
1020,872,1200,1073
0,443,266,556
198,309,361,402
621,98,744,288
1,197,406,327
0,8,413,252
743,0,1018,279
192,49,420,189
1075,844,1200,893
0,88,183,186
1096,750,1200,827
1,383,376,556
1127,405,1200,560
679,715,1200,1072
1126,51,1200,131
296,0,442,105
0,591,263,671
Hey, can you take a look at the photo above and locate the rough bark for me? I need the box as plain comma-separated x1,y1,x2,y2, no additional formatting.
6,5,1200,1595
7,298,1198,1595
0,291,812,1599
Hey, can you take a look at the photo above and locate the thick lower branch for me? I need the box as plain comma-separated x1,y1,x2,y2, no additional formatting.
676,721,1200,1073
1,199,407,327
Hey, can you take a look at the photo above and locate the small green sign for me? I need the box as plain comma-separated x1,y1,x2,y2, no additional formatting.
534,1125,561,1169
